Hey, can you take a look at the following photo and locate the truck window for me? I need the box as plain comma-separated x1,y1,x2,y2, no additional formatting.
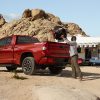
0,37,12,46
16,36,39,44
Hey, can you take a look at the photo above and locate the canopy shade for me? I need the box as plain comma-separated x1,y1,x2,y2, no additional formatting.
67,37,100,47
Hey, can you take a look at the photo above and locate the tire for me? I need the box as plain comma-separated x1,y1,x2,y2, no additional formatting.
49,67,63,75
6,66,17,72
22,57,35,75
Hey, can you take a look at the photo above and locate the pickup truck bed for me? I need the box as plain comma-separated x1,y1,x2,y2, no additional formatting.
0,35,70,75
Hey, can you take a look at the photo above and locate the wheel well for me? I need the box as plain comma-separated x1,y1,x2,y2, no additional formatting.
20,52,33,66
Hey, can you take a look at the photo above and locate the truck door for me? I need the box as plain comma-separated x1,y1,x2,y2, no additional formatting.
0,37,13,64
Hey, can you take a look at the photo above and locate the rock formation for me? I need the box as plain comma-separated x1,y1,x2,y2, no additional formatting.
0,9,87,41
65,23,86,36
0,14,6,28
22,9,31,18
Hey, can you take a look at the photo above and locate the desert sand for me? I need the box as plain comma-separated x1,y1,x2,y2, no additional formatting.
0,66,100,100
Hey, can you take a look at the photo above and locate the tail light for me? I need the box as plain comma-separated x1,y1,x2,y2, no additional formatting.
42,43,49,55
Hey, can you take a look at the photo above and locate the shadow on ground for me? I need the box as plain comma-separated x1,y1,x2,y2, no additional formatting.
59,70,100,81
0,67,100,81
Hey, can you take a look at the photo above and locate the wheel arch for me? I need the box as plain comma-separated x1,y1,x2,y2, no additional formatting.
20,52,34,66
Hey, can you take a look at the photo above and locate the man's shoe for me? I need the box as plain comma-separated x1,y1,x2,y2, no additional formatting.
79,76,83,81
72,75,77,79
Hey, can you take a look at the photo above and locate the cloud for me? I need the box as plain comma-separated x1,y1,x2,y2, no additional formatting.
3,13,21,22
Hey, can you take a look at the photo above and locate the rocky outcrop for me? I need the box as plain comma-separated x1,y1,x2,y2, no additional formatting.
0,14,6,28
46,13,62,24
0,9,87,41
31,9,46,20
65,23,86,36
0,18,62,41
22,9,31,18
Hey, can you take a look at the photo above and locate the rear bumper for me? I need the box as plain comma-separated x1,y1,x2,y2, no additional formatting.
38,56,69,66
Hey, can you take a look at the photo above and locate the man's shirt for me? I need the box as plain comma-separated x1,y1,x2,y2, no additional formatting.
63,38,78,57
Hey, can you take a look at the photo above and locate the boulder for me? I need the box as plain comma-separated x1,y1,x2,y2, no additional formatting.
0,14,6,27
46,13,62,24
22,9,31,18
31,9,46,20
64,23,87,36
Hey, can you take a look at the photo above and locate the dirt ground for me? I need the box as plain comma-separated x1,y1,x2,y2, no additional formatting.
0,66,100,100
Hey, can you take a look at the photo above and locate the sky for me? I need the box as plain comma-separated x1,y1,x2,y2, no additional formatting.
0,0,100,37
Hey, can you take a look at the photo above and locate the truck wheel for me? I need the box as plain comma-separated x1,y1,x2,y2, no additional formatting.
49,67,62,75
22,57,35,75
6,66,17,72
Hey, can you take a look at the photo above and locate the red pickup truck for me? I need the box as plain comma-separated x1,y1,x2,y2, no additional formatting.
0,35,70,75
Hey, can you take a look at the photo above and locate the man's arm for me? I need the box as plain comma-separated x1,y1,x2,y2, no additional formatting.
63,38,70,43
63,38,76,45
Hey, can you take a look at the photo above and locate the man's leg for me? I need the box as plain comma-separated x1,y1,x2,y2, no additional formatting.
73,55,83,80
71,57,77,78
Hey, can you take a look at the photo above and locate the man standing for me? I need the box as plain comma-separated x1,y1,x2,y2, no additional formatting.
62,36,83,81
